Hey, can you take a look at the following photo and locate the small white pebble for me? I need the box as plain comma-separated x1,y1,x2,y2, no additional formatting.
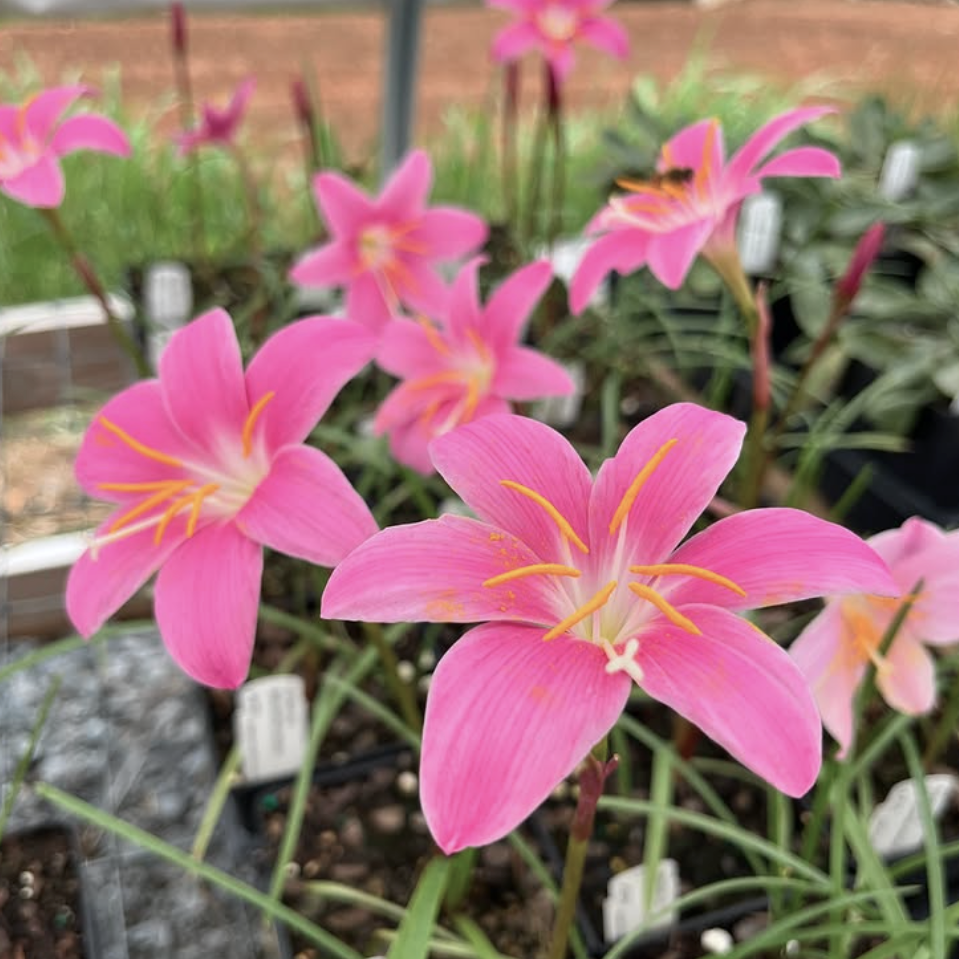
417,674,431,694
417,650,436,671
701,928,734,954
396,660,416,684
396,770,418,796
785,941,800,956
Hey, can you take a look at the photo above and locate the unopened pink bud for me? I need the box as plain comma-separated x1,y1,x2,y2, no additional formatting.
171,2,188,55
291,77,313,129
546,61,562,119
836,222,885,308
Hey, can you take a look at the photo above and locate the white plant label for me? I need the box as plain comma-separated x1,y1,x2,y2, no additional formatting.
144,261,193,330
878,141,921,202
235,675,309,783
867,774,958,858
737,191,783,275
532,360,585,428
602,858,680,943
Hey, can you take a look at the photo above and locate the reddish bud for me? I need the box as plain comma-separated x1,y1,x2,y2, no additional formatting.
546,61,562,120
835,222,886,310
504,62,520,119
170,2,188,55
752,282,772,415
291,76,313,129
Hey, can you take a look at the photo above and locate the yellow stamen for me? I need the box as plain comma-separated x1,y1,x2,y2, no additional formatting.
466,328,492,363
417,317,450,356
499,480,589,554
483,563,581,588
98,417,185,468
608,438,678,535
109,480,191,533
242,391,276,458
629,563,747,597
543,580,617,642
153,493,196,544
459,376,481,425
186,483,219,536
99,480,187,492
629,582,701,635
152,483,219,544
696,120,718,199
408,370,466,391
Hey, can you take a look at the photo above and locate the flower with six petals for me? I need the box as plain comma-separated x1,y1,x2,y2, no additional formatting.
570,106,840,307
290,150,488,333
790,517,959,757
323,404,897,852
174,77,256,155
373,257,574,473
0,85,130,208
67,308,378,689
489,0,629,85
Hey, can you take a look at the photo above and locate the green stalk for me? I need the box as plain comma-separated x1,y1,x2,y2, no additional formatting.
190,744,242,861
363,621,423,734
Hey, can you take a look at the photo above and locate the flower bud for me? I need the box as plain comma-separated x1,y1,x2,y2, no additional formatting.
170,2,188,56
835,222,885,311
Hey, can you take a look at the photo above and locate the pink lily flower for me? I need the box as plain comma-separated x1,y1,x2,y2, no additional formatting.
290,150,488,333
66,308,378,689
174,77,255,155
489,0,629,85
790,517,959,758
570,107,841,308
373,258,574,473
0,85,130,208
322,405,897,852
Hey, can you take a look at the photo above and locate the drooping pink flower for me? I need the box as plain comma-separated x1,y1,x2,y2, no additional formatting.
0,85,130,208
489,0,629,85
174,77,255,155
373,258,574,473
323,405,897,852
570,107,841,308
290,150,488,333
67,308,378,689
790,517,959,758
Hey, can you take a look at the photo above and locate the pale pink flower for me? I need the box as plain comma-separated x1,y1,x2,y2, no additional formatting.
290,150,488,333
67,308,378,689
570,107,841,308
791,517,959,757
373,258,574,473
489,0,629,85
323,405,896,852
0,85,130,208
174,77,255,155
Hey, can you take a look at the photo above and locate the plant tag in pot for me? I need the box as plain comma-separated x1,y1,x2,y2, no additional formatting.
235,675,309,783
144,261,193,368
602,858,679,943
532,360,585,428
867,773,958,858
737,191,782,276
878,141,921,202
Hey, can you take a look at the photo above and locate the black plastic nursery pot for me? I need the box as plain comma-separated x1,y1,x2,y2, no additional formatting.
0,823,96,959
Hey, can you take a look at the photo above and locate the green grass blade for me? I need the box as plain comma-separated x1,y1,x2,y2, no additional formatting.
387,856,451,959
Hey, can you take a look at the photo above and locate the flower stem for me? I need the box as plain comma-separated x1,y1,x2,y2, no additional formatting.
547,738,618,959
40,207,151,377
171,34,208,263
362,622,422,734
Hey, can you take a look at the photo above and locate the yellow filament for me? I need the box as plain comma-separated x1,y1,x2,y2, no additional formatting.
499,480,589,554
153,483,218,544
153,493,195,544
418,317,450,356
408,370,466,391
460,377,482,425
242,391,276,457
98,417,185,468
629,563,747,597
696,121,717,199
608,438,678,535
483,563,581,588
100,480,187,492
543,580,617,642
109,480,191,533
628,582,701,635
466,328,492,363
186,483,219,536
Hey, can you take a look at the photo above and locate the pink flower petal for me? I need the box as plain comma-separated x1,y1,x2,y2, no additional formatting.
66,517,184,637
492,22,541,61
445,258,484,346
154,521,262,689
314,170,373,236
666,508,900,610
49,114,130,158
725,106,836,185
236,445,377,567
158,308,249,451
492,346,574,400
646,218,715,289
483,259,553,351
23,85,88,141
385,412,440,474
375,317,446,379
243,316,375,452
570,231,648,314
878,635,937,715
588,403,744,568
789,602,862,759
755,146,841,180
659,118,725,174
414,207,489,260
377,149,432,223
345,270,395,332
288,241,355,288
421,622,631,852
0,105,19,141
2,154,65,208
397,255,454,319
430,414,593,561
578,17,630,59
321,515,563,625
637,605,822,795
75,381,193,500
546,46,576,86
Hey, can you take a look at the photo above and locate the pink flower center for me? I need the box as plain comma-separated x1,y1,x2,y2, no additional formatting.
88,393,276,554
0,108,40,181
536,4,580,43
358,224,396,271
482,438,746,682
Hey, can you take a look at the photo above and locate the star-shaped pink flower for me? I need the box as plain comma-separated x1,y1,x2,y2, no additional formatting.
174,77,255,155
290,150,488,333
